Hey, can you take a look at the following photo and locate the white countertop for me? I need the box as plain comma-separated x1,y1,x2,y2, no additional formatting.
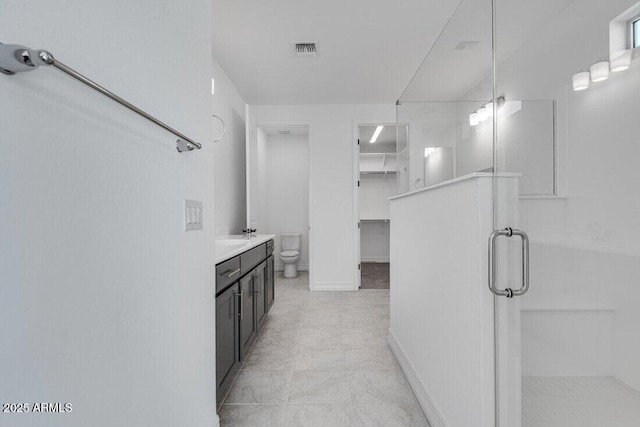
215,234,275,264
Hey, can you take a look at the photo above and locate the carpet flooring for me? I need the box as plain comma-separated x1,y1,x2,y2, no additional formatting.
360,262,390,289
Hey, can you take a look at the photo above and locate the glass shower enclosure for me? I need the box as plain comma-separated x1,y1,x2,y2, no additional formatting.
398,0,640,425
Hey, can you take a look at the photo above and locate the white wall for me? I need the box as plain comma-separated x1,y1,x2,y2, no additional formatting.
255,127,268,232
247,104,395,290
359,174,395,220
359,172,394,263
262,133,310,271
360,221,390,263
491,0,640,390
397,102,458,190
213,59,246,234
424,147,454,187
0,1,218,426
455,100,555,195
389,174,520,427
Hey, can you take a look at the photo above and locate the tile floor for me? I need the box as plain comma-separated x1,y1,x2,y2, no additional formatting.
219,272,429,427
360,263,390,289
523,376,640,427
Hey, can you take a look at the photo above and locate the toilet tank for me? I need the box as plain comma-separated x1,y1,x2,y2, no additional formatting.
280,232,301,251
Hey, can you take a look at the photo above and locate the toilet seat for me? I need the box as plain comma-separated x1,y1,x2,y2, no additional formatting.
281,250,299,258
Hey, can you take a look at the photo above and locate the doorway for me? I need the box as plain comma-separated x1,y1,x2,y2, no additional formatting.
248,125,310,278
356,124,407,289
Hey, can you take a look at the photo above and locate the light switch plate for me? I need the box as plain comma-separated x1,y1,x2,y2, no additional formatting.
184,200,203,231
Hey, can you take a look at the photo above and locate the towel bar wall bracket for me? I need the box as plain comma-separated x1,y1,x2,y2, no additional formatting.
0,42,225,153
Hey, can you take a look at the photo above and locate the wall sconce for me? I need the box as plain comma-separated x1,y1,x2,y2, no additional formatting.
611,50,632,72
424,147,436,157
572,50,635,91
590,61,610,82
572,72,590,91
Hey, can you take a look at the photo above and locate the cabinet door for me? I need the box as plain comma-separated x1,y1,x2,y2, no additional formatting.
266,255,275,309
239,273,256,360
216,283,239,395
255,261,267,330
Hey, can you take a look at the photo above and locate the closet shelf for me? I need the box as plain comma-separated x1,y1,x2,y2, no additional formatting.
360,170,396,175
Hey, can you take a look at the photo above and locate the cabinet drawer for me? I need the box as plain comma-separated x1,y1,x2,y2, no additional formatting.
216,257,241,294
266,239,274,256
241,244,267,276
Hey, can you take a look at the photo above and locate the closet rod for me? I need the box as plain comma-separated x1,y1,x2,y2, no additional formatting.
1,42,224,153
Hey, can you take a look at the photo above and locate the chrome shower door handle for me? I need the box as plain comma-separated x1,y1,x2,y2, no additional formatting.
488,227,530,298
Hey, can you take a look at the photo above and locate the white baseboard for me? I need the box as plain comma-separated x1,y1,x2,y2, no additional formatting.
275,263,309,272
360,257,390,263
310,281,356,291
388,330,447,427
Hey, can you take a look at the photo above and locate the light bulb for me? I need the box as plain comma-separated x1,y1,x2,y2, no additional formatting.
477,107,488,121
485,102,494,117
572,72,590,91
590,62,610,83
610,50,632,72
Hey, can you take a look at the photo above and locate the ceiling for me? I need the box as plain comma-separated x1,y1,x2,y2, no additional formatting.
211,0,463,105
400,0,579,102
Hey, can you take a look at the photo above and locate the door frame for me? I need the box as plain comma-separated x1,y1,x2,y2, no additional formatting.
352,121,407,290
246,118,313,287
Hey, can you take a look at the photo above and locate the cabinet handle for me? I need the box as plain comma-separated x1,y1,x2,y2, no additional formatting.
250,276,261,294
236,292,243,319
220,268,241,278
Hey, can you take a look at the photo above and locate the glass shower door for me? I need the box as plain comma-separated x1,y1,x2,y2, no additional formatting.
492,0,640,425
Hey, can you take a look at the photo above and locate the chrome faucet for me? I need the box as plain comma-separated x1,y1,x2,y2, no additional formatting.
242,228,257,239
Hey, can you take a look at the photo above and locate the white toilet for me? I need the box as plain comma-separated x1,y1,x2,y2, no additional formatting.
280,232,302,278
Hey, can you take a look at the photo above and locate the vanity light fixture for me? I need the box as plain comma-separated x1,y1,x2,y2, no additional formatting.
485,102,494,117
211,78,215,95
477,106,488,121
370,125,384,143
610,50,632,72
590,62,610,82
469,97,505,125
572,72,590,91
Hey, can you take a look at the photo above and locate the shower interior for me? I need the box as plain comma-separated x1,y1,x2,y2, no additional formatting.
397,0,640,425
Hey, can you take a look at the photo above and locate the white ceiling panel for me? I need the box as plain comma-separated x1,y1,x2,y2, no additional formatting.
212,0,462,104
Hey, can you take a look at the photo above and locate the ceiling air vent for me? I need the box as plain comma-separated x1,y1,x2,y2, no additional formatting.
279,130,291,135
293,42,317,56
454,41,479,51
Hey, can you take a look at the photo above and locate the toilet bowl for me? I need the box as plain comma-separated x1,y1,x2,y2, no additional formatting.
280,232,302,278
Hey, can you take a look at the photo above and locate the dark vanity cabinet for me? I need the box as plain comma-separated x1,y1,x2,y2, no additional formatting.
266,255,275,309
215,239,275,408
254,261,267,332
215,283,239,395
239,272,256,360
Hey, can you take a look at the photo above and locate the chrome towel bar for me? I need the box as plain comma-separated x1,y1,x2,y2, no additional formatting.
0,42,225,152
